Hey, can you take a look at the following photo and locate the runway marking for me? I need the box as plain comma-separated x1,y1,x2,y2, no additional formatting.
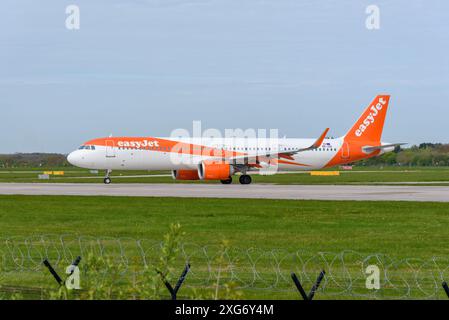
0,183,448,202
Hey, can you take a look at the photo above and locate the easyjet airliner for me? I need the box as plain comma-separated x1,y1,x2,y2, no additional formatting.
67,95,403,184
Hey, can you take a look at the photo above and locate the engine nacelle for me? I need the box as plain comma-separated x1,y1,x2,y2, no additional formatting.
171,169,200,180
198,161,234,180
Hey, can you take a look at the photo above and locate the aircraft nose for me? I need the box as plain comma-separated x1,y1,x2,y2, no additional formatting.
67,151,80,166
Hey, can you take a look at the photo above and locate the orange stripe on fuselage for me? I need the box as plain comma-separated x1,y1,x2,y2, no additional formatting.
84,137,245,158
277,159,310,167
278,154,295,160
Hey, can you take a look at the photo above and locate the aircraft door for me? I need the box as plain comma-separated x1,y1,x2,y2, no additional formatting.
341,141,350,159
106,140,116,158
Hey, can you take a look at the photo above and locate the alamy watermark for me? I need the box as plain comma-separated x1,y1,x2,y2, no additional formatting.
365,5,380,30
168,121,281,172
365,265,381,290
65,264,81,290
65,5,80,30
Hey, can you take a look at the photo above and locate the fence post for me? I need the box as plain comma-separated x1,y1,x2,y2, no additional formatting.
308,270,326,300
43,259,63,285
291,270,326,301
43,256,82,286
158,264,191,300
443,282,449,299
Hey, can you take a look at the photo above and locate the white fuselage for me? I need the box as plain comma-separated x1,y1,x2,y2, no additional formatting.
67,137,347,172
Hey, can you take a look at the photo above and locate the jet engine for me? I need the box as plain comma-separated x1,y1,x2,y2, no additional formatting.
198,161,234,180
171,169,200,180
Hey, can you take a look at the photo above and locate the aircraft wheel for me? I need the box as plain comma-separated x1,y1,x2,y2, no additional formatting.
220,177,233,184
104,177,112,184
239,175,252,185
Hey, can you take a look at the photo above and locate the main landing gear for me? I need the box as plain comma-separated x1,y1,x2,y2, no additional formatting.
104,169,112,184
220,175,252,185
220,177,233,184
239,175,252,185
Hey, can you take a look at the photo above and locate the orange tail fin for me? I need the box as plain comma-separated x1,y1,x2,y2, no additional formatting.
345,95,390,143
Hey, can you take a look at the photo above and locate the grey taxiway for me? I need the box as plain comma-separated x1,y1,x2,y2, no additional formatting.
0,183,448,202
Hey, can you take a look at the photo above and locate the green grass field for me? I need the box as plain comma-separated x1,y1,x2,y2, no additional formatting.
1,166,449,185
1,195,448,299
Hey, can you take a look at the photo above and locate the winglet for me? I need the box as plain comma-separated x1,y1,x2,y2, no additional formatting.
293,128,330,153
312,128,330,149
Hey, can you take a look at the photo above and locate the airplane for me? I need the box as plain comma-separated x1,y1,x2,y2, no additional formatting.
67,95,404,185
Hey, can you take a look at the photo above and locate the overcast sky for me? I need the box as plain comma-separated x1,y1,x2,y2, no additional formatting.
1,0,448,153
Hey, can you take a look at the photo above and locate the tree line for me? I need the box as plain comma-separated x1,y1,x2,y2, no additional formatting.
0,153,69,168
361,143,449,167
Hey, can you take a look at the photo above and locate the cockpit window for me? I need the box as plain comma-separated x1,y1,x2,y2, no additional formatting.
78,145,95,150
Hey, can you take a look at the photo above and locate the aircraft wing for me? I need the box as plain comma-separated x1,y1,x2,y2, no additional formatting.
212,128,330,164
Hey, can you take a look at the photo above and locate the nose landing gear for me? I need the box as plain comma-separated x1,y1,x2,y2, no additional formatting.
104,169,112,184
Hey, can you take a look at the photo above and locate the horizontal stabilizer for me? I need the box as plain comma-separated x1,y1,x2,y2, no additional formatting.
362,143,406,154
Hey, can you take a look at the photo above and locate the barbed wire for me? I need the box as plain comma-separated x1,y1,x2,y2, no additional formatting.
0,235,448,299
